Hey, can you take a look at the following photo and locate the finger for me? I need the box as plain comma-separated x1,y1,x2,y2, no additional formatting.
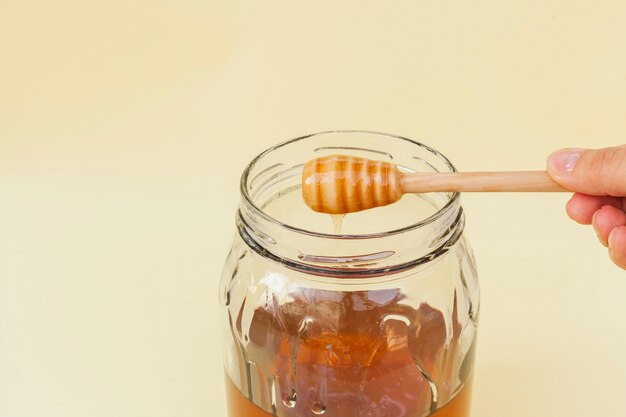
547,145,626,196
608,226,626,270
591,205,626,246
566,193,624,224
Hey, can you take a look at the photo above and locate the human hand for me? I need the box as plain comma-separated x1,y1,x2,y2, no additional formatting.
548,146,626,269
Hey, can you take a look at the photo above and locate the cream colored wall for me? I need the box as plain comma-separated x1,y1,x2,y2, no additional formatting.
1,1,626,416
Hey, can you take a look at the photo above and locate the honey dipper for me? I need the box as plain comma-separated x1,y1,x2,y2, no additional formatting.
302,154,569,214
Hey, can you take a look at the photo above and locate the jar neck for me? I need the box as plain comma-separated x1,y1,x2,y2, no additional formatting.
237,131,465,278
237,195,464,278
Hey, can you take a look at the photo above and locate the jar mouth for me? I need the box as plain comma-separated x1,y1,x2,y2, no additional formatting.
240,130,460,240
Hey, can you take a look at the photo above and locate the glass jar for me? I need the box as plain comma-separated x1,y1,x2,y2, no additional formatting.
220,131,480,417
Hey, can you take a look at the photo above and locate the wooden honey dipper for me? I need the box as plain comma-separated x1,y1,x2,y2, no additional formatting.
302,154,569,214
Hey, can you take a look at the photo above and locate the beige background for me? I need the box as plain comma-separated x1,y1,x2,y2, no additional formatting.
2,1,626,416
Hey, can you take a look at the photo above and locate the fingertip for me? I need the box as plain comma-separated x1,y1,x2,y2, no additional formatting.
608,226,626,270
566,194,591,224
565,193,623,225
547,148,585,182
591,205,626,247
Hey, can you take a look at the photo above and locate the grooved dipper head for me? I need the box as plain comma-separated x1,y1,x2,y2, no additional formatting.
301,155,403,214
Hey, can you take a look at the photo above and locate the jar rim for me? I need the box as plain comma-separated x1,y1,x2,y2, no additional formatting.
240,130,461,240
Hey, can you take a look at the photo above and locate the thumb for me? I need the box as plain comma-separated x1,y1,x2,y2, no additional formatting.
547,145,626,196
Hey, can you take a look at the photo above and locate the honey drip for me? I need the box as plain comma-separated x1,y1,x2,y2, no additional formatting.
330,214,345,234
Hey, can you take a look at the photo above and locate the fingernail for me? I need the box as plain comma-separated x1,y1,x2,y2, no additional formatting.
548,149,584,176
590,211,606,246
593,223,607,246
608,230,616,255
